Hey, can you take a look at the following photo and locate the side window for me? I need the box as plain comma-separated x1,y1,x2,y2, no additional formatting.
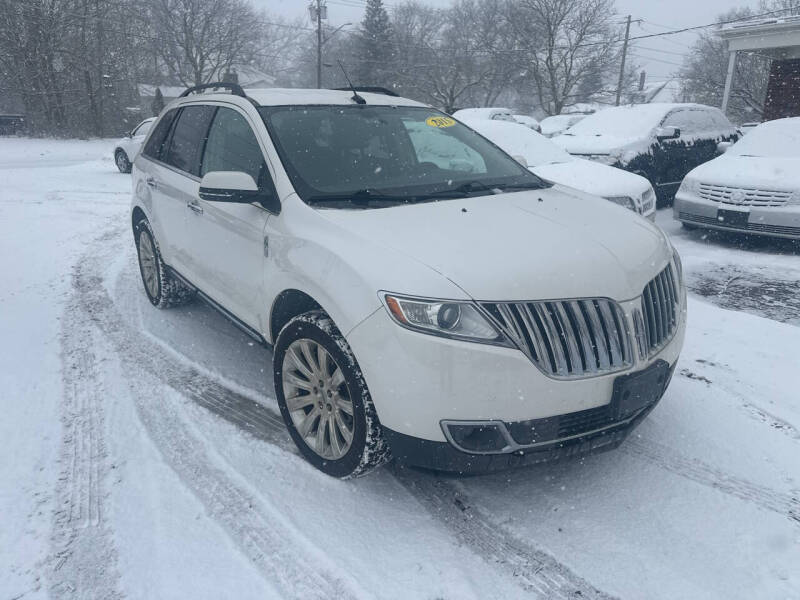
201,107,266,184
133,120,153,137
142,109,178,160
162,105,216,176
663,110,705,136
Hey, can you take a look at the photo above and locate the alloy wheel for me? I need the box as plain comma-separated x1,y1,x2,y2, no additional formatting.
137,232,159,299
282,339,355,460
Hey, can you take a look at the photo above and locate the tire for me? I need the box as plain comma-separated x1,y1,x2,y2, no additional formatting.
115,149,132,173
274,311,390,478
133,217,195,308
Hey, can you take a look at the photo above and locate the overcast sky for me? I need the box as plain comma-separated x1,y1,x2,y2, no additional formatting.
258,0,755,83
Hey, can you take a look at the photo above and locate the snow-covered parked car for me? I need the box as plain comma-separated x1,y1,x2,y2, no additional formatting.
465,119,656,220
131,83,686,478
554,104,739,205
539,113,586,138
512,114,541,132
452,107,517,123
674,117,800,240
114,117,155,173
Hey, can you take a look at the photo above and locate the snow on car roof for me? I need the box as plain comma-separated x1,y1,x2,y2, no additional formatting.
453,107,513,120
467,120,572,167
565,103,706,138
727,117,800,158
242,88,428,107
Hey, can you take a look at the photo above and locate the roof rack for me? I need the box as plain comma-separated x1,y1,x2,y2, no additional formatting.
333,86,399,98
179,82,247,99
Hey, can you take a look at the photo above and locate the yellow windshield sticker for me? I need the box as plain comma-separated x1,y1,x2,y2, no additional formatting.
426,116,456,128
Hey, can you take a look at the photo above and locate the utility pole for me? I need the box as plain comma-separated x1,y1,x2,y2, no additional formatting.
615,14,632,106
310,0,328,89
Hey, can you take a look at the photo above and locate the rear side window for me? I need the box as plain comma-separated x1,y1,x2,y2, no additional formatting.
162,105,216,176
201,107,266,183
142,109,178,160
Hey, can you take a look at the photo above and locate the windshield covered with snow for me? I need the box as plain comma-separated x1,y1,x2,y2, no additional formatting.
560,105,667,139
466,120,573,167
259,105,546,207
727,119,800,158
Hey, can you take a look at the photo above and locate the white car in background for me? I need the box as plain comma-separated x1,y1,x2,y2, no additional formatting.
114,117,155,173
512,114,541,132
540,113,587,138
674,117,800,240
452,107,517,123
466,119,656,220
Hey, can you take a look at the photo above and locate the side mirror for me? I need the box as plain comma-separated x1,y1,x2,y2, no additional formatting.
717,141,733,154
512,155,529,168
199,171,280,214
126,130,133,138
655,126,680,141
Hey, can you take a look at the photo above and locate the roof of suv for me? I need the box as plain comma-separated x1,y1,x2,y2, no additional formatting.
176,88,429,108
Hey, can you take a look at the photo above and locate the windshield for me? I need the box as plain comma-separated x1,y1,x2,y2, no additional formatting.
727,120,800,158
562,106,666,139
259,105,546,207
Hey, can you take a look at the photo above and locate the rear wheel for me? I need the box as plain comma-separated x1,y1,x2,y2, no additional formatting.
133,218,195,308
274,311,390,478
115,149,132,173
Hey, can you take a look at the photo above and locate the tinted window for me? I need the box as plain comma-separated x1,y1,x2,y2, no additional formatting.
201,107,266,183
163,105,216,176
260,105,543,206
142,109,178,160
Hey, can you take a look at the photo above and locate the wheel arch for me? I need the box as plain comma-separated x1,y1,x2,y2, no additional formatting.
131,205,148,232
269,289,325,344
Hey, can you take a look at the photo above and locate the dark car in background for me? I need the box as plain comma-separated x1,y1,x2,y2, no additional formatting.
554,103,739,206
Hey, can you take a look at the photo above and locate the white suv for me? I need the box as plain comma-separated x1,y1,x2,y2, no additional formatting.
131,83,686,478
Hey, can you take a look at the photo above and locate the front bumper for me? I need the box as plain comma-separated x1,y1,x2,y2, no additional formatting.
384,364,672,473
347,294,685,448
674,192,800,240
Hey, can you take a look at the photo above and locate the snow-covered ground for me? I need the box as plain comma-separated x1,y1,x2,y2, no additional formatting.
1,137,798,600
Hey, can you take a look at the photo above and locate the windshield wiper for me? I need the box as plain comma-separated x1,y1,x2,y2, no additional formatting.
306,189,410,206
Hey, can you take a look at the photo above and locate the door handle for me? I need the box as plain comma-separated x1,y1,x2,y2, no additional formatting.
145,177,157,189
187,202,204,215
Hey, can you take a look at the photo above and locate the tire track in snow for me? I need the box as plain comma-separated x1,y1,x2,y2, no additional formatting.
70,225,363,600
623,439,800,524
104,231,616,599
50,228,124,599
392,468,618,599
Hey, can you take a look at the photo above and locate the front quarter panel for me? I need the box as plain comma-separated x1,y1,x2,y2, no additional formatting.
263,195,468,343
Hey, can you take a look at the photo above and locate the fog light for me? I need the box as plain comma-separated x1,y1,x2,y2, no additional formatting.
444,422,508,453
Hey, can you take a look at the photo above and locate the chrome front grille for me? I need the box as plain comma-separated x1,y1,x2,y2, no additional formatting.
482,299,632,378
635,266,679,357
698,183,792,207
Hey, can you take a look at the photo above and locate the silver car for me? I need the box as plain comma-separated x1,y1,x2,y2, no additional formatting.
674,118,800,240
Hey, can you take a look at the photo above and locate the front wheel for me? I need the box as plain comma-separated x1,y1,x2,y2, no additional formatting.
274,311,390,478
133,218,195,308
115,149,132,173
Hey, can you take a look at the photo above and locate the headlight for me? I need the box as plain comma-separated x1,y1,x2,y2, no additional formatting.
605,196,637,212
383,294,507,345
678,177,699,196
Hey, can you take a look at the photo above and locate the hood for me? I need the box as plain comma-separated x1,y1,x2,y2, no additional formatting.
554,134,644,156
687,155,800,191
533,158,651,199
317,187,670,302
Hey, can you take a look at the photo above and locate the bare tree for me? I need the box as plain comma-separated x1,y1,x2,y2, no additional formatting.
506,0,621,115
147,0,261,86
